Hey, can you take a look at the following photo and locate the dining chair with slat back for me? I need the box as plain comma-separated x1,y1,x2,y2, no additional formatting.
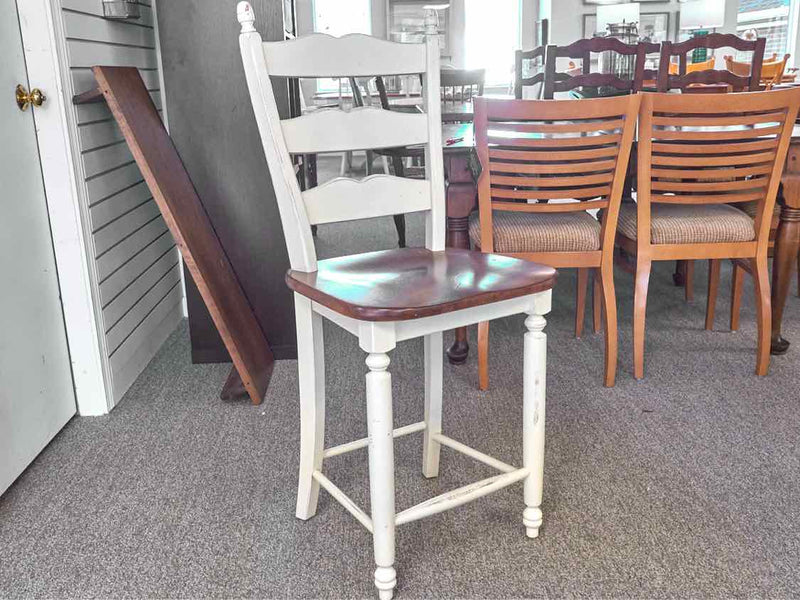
657,34,766,92
542,38,658,99
472,94,640,388
616,89,800,380
724,53,791,88
514,46,547,99
440,68,484,122
237,3,557,598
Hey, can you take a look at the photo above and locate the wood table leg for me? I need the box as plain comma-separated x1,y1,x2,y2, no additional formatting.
771,204,800,355
446,209,471,365
444,153,478,365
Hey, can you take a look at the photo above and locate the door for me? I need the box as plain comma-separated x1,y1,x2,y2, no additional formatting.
0,0,77,495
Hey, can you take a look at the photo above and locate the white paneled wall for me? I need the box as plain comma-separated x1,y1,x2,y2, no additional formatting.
60,0,183,405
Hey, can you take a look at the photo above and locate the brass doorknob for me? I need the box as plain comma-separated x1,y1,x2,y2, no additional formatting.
16,84,46,111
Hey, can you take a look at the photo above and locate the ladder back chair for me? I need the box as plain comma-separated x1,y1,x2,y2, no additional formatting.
472,94,639,389
542,38,657,99
616,90,800,380
237,3,557,598
657,34,766,92
515,45,548,99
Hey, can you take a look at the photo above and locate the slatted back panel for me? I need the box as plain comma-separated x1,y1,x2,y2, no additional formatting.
514,46,547,99
657,34,766,92
637,90,800,243
238,1,445,272
473,94,640,253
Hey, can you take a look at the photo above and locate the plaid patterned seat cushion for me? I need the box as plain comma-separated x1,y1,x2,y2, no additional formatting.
737,201,780,219
617,203,756,245
469,210,601,253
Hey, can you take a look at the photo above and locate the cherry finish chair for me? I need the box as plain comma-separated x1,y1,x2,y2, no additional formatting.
472,94,640,388
514,45,548,99
541,38,658,99
238,3,557,598
616,90,800,380
656,34,766,92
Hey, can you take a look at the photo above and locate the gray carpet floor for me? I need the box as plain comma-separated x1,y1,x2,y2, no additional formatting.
2,158,800,598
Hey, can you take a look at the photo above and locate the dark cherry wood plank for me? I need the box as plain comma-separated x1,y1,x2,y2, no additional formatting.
287,248,556,322
91,66,274,405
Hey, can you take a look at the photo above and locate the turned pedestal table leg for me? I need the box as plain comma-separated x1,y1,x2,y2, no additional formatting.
444,152,478,365
771,150,800,356
771,204,800,355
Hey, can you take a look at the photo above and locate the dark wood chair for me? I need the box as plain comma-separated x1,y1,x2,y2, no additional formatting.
616,90,799,380
514,46,547,99
515,19,549,99
440,68,485,122
542,38,658,99
656,33,766,92
472,94,640,388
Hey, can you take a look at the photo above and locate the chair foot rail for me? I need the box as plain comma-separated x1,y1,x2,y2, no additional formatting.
312,470,374,533
431,433,517,473
395,468,530,526
323,421,426,459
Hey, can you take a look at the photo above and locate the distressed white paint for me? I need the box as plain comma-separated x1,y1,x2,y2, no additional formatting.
303,175,431,225
262,32,427,77
282,107,428,154
238,4,552,597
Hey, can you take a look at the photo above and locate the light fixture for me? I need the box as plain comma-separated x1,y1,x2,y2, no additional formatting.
102,0,140,20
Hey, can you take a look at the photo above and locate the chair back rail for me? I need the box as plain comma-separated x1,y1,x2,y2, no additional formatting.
514,46,547,99
542,38,658,99
657,34,766,92
473,94,640,253
237,1,445,273
636,90,800,247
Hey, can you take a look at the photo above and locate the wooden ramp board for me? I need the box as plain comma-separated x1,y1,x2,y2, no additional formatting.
77,66,273,405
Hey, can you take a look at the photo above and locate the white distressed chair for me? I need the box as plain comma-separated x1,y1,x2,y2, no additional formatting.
237,3,556,598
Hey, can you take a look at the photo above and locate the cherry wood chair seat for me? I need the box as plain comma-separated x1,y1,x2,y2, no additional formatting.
287,248,556,322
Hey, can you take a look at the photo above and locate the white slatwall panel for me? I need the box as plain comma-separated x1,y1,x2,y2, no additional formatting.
62,0,182,406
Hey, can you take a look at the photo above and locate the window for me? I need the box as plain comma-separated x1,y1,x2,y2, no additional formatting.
313,0,372,93
737,0,793,61
464,0,520,88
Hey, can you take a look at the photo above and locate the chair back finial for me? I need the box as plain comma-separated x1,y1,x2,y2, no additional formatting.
237,1,256,33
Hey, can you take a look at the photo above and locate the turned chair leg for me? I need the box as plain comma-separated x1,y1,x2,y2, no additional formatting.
422,332,443,478
599,262,618,387
478,321,490,391
730,262,744,331
705,259,721,331
366,352,397,600
575,268,588,338
522,313,547,539
295,295,326,520
752,256,772,376
592,268,602,334
633,259,652,380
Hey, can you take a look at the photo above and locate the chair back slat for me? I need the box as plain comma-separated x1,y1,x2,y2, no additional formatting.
514,46,547,99
281,107,429,153
637,90,800,247
657,34,766,92
262,33,426,77
237,1,445,272
474,94,639,253
302,175,431,225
